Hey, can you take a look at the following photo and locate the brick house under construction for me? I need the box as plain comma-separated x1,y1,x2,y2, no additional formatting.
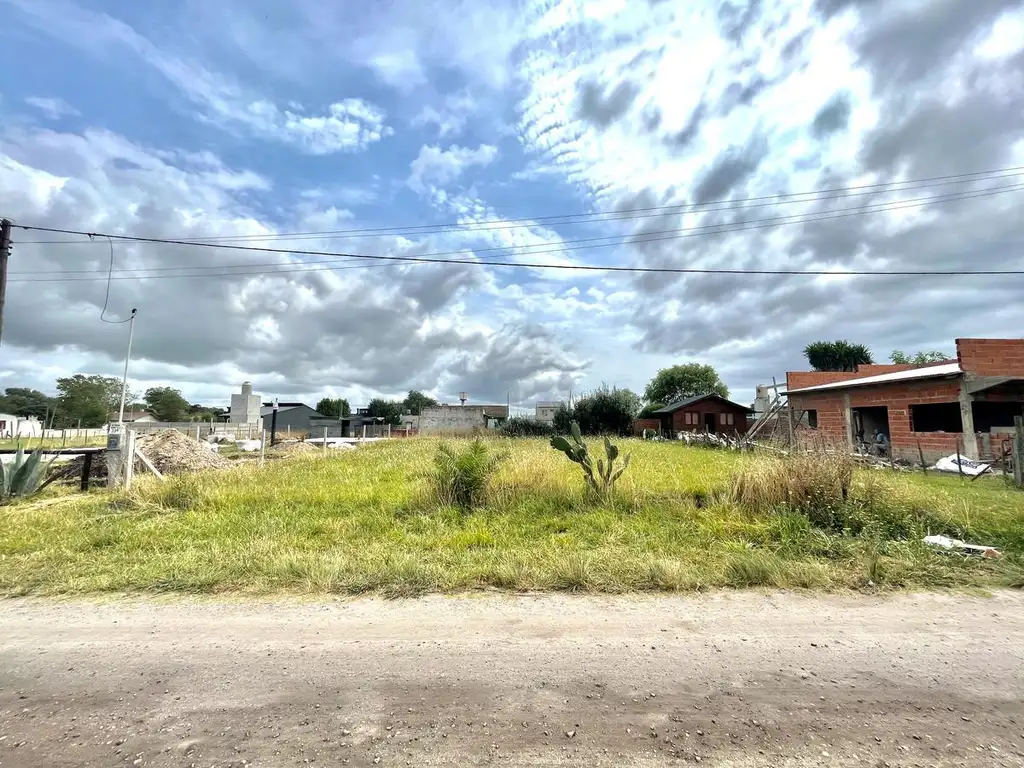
785,338,1024,463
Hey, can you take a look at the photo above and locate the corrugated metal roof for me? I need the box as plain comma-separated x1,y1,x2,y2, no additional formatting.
786,362,962,394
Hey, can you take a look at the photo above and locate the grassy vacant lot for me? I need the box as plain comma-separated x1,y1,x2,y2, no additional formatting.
1,438,1022,596
0,436,106,450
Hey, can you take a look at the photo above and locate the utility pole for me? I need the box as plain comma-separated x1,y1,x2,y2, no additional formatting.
117,309,138,424
0,218,11,346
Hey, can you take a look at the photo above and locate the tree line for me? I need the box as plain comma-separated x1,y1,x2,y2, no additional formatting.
1,342,948,431
0,378,445,429
315,391,440,425
0,376,212,428
802,341,950,372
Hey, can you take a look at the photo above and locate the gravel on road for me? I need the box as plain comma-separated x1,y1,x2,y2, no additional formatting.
1,592,1022,767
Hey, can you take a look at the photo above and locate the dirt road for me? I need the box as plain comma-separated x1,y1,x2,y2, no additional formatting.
1,593,1022,767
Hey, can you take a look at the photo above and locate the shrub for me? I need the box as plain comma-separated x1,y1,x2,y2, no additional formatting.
429,439,506,511
550,421,631,499
570,384,641,436
0,447,58,504
500,417,554,438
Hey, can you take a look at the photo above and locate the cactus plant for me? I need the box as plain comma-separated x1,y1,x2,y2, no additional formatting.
550,421,631,498
0,446,57,503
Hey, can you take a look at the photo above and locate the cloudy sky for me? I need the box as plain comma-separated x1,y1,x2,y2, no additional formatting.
1,0,1023,411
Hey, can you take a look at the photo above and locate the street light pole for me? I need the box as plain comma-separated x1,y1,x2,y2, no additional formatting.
117,308,138,424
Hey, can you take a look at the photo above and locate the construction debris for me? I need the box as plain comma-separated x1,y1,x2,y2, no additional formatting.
932,454,991,477
269,440,321,456
923,535,1001,558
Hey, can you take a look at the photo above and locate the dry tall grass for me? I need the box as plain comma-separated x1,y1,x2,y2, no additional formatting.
0,437,1021,595
730,452,853,521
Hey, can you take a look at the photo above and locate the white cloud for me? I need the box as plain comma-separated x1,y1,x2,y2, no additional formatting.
23,96,79,120
412,91,478,138
408,144,499,193
7,0,391,154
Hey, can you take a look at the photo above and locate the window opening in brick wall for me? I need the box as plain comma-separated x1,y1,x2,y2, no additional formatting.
910,402,963,433
806,409,818,429
972,401,1024,432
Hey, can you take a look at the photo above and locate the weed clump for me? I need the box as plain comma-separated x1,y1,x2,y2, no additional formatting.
730,452,853,525
428,439,506,511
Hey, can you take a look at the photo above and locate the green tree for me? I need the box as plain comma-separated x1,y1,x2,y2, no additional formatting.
144,387,190,422
890,349,949,365
403,390,439,415
803,340,873,372
568,385,641,436
643,363,728,408
367,398,404,426
0,388,54,421
552,403,573,434
315,397,350,419
55,374,123,427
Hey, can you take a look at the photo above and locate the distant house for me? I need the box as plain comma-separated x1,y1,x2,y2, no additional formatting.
419,404,508,434
310,408,391,438
651,394,753,436
107,410,157,424
260,402,327,434
0,414,42,438
535,401,563,424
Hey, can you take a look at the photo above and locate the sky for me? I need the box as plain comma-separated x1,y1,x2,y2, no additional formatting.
1,0,1023,412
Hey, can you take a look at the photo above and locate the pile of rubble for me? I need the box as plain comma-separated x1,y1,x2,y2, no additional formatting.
269,440,321,456
675,431,751,451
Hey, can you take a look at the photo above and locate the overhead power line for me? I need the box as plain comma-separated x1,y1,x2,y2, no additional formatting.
7,182,1024,283
14,164,1024,245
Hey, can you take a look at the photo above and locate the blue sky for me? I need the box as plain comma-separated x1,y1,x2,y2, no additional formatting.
1,0,1023,409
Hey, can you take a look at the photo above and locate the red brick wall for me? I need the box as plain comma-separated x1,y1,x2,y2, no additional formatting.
956,338,1024,376
789,378,996,461
632,418,661,435
670,402,748,435
786,371,862,390
790,392,848,446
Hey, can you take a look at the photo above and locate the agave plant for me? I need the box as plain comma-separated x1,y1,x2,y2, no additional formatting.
0,447,58,503
550,421,631,498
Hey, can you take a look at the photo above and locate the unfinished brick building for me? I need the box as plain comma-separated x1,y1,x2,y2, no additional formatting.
785,338,1024,463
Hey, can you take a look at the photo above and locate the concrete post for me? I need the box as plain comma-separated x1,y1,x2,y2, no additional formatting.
842,393,854,451
106,426,136,489
958,386,979,460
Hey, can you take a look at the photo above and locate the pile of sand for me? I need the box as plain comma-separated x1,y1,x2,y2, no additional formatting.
135,430,231,474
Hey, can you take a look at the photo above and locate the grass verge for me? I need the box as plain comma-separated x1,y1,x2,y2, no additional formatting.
1,438,1022,596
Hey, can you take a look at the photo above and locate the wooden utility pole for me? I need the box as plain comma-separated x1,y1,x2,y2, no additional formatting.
1013,416,1024,488
0,218,11,346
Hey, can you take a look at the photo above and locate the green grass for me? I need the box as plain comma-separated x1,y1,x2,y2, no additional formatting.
1,438,1022,596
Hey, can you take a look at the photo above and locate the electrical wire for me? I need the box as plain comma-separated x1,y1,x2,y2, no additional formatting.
7,182,1024,283
97,236,133,324
14,164,1024,245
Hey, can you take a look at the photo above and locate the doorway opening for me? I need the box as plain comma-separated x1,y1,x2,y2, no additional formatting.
853,406,890,454
703,412,717,433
